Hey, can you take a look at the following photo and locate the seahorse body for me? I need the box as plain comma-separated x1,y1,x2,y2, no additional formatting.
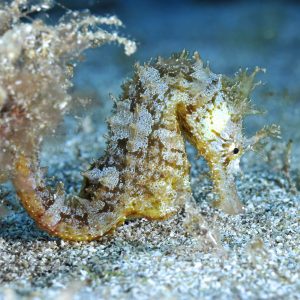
13,51,278,241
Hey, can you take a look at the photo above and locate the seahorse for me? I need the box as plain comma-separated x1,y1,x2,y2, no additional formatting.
13,51,279,241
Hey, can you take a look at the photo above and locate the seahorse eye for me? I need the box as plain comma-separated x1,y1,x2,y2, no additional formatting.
233,148,239,154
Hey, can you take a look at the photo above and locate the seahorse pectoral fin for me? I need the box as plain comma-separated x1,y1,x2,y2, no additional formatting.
13,155,126,241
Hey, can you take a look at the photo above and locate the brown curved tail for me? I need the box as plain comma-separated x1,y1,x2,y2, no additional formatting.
13,155,126,241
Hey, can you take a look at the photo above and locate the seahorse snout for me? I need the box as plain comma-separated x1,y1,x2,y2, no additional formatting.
211,164,244,215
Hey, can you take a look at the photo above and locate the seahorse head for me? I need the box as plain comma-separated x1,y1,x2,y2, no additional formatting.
177,54,279,214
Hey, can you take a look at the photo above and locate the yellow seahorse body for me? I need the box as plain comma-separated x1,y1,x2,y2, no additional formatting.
13,51,279,241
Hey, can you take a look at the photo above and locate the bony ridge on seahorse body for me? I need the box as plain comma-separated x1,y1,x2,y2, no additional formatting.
13,51,280,241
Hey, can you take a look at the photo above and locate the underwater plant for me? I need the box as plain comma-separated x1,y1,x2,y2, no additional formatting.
11,50,279,241
0,0,136,183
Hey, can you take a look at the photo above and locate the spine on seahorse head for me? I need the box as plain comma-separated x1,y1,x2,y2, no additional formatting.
13,51,279,240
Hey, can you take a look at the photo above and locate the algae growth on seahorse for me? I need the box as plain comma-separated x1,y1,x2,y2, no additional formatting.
13,51,279,241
